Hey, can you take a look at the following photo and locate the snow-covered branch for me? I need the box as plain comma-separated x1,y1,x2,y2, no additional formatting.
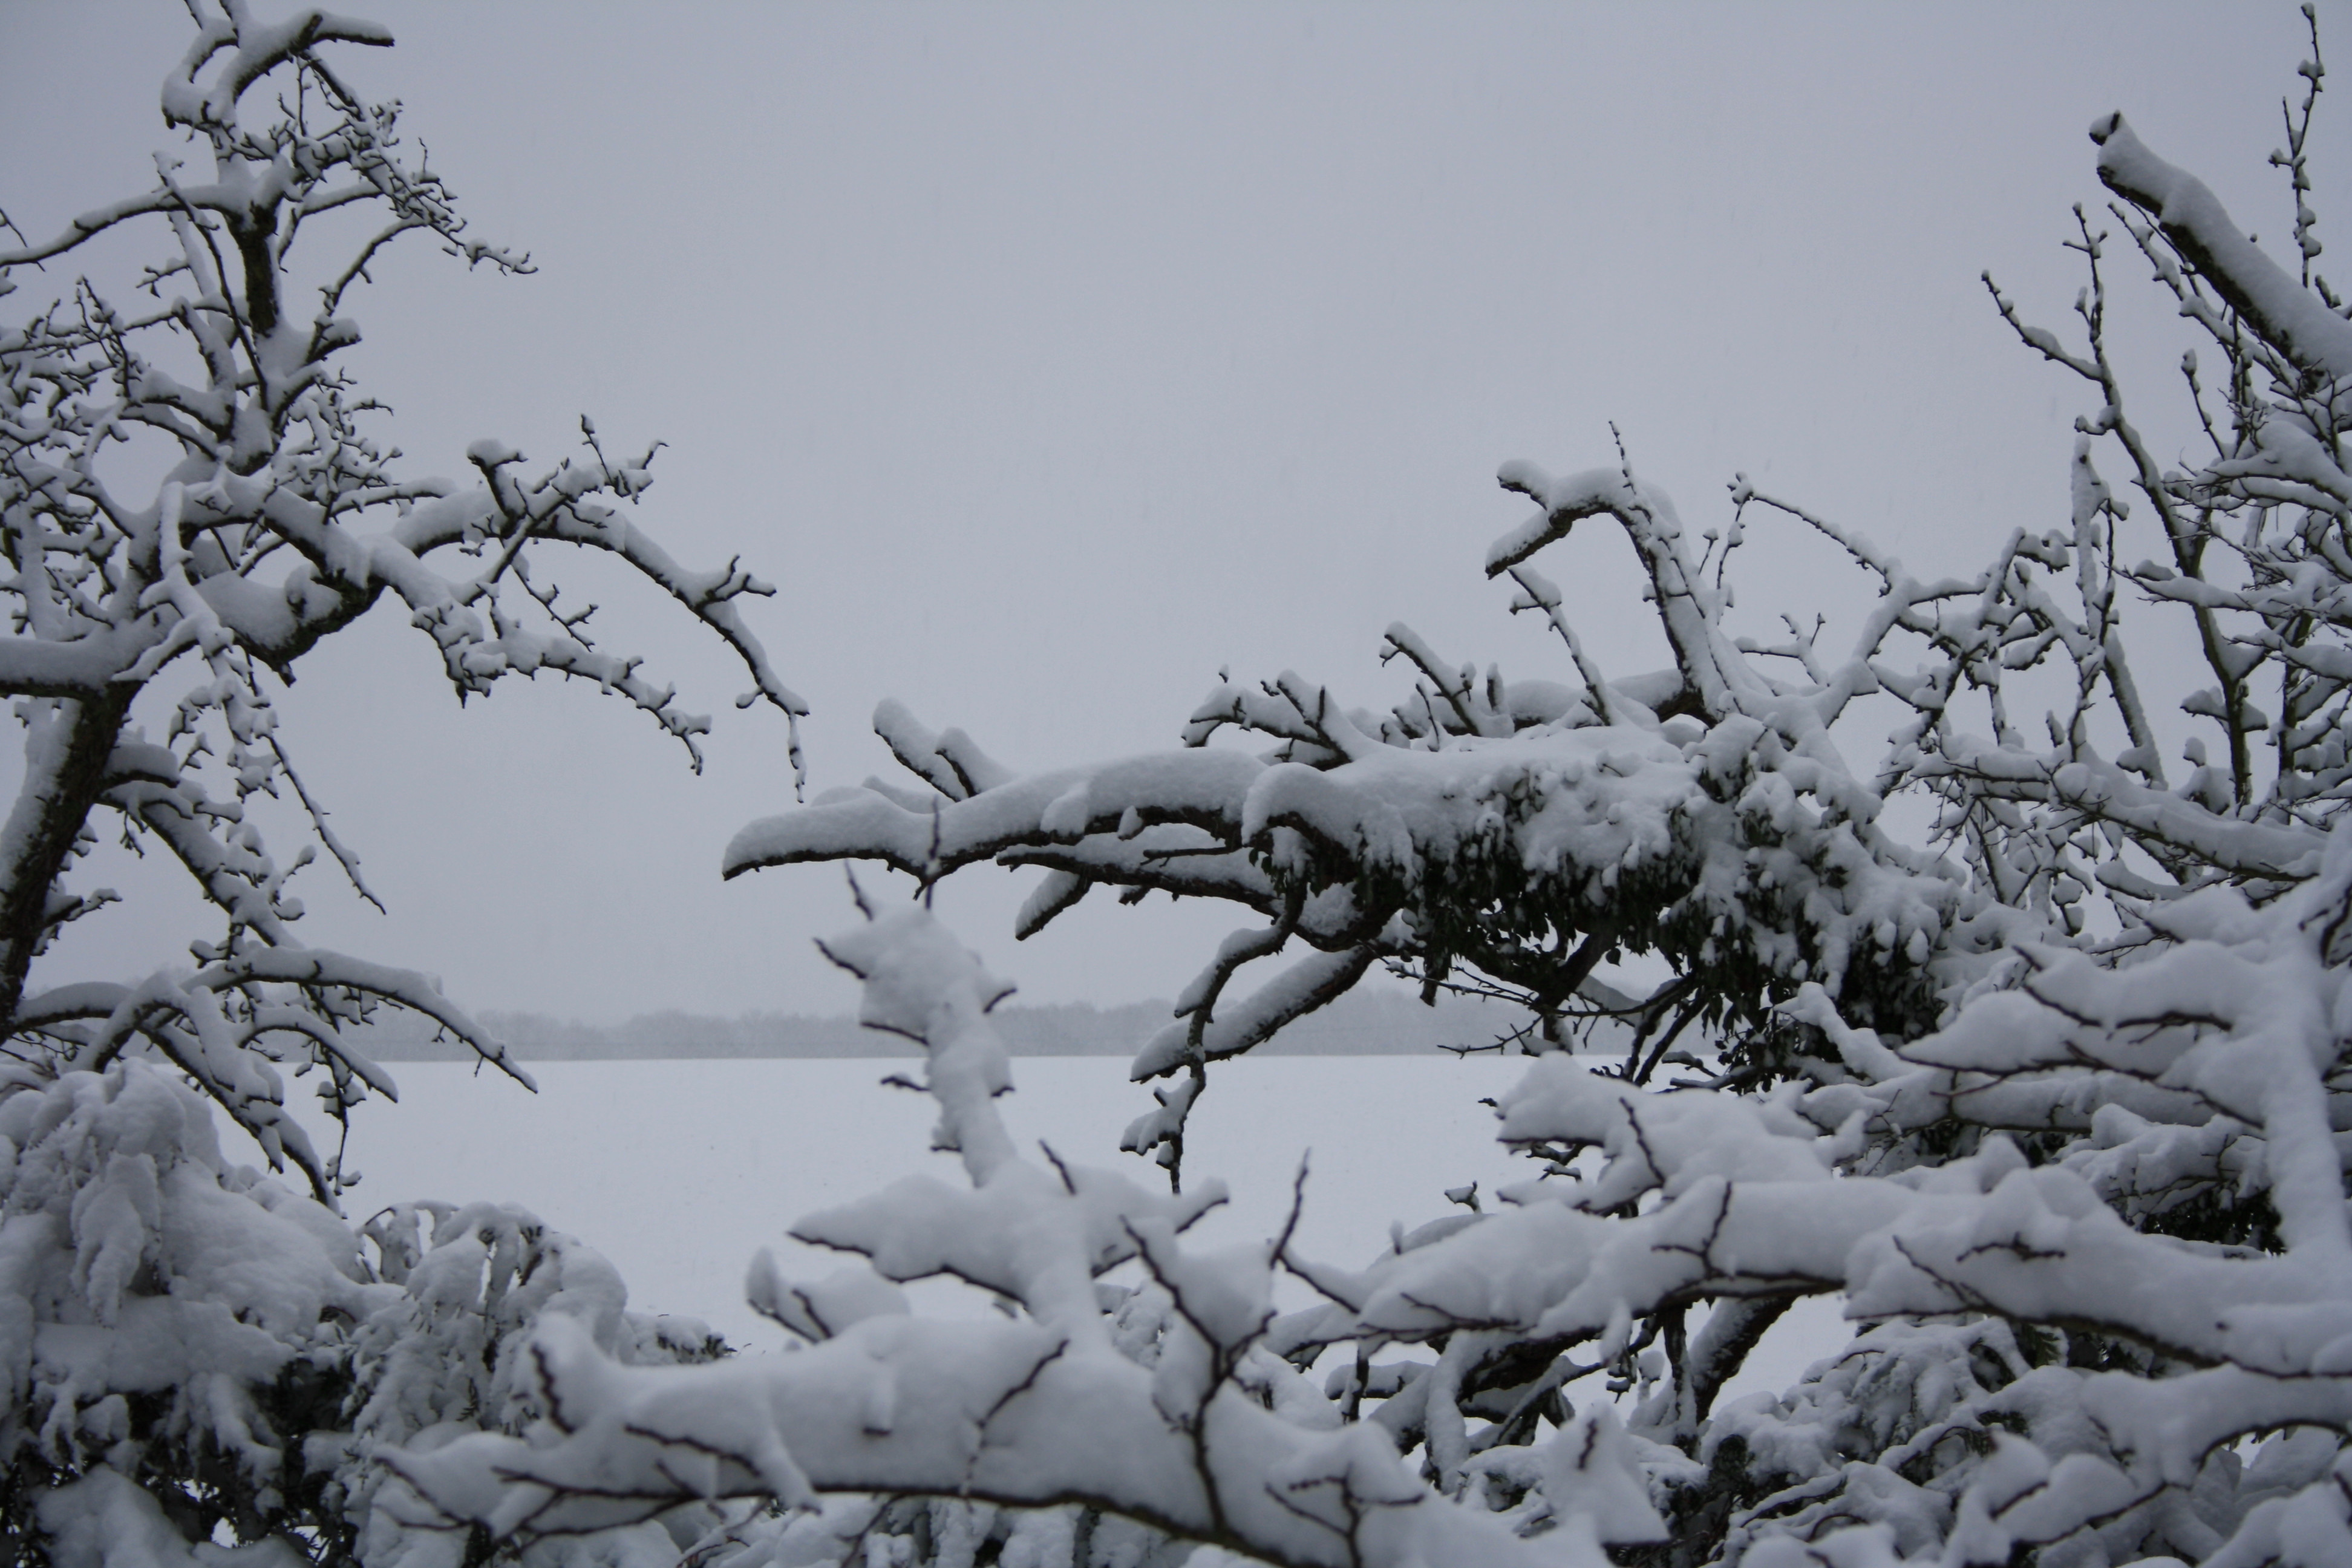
387,912,1674,1568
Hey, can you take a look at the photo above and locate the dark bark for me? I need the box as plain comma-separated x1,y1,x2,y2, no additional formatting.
0,687,134,1030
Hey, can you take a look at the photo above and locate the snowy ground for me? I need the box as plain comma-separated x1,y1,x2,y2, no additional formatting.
273,1053,1841,1402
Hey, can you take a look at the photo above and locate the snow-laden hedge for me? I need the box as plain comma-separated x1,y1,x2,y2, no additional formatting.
0,1057,724,1561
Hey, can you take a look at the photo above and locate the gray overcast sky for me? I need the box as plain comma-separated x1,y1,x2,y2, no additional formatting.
2,2,2345,1022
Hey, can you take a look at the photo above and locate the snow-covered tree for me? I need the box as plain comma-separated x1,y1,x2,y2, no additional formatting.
397,15,2352,1568
0,3,799,1558
0,5,804,1196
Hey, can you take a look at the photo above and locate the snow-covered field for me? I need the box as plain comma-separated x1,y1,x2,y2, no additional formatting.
275,1051,1839,1397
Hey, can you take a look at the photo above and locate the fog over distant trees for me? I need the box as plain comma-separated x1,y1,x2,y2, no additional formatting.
354,990,1553,1060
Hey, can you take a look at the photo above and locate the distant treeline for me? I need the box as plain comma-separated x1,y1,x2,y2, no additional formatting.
348,990,1566,1062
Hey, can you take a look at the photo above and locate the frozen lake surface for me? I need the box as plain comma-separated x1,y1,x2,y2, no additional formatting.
275,1052,1841,1400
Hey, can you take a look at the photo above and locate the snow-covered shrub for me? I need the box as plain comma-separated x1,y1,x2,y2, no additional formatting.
0,1056,725,1564
0,2,803,1198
